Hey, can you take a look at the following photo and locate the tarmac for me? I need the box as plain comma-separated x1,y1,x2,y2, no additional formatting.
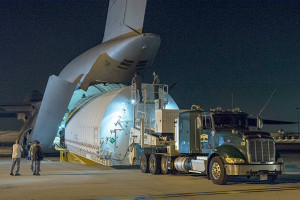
1,153,300,200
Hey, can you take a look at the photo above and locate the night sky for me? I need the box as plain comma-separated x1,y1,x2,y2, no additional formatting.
0,0,299,132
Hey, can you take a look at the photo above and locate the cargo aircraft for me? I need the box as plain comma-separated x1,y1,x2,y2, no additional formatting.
0,0,295,155
1,0,160,153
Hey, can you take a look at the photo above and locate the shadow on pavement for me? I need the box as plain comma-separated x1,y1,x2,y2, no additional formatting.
227,174,300,185
112,165,140,170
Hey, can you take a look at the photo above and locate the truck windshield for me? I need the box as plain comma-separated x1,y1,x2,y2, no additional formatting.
213,114,248,130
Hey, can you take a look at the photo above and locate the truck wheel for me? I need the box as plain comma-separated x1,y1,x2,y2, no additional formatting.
207,174,211,180
149,154,161,175
161,156,169,174
140,154,150,173
209,156,228,185
268,175,277,183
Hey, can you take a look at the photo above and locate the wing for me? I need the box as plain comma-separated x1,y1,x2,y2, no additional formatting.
0,131,18,143
0,104,34,119
0,89,42,119
248,117,297,127
102,0,147,43
0,103,40,146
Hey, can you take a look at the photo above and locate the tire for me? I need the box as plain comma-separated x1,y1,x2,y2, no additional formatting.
207,174,211,180
209,156,228,185
161,156,169,174
140,154,150,173
149,154,161,175
268,175,277,183
207,160,211,180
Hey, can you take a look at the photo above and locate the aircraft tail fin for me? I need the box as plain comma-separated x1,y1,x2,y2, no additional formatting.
102,0,147,43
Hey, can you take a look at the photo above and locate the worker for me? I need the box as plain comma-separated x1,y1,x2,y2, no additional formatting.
152,71,160,100
27,142,32,160
132,72,142,101
29,140,37,172
10,140,23,176
32,141,43,176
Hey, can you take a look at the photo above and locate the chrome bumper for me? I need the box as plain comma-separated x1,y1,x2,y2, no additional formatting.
225,163,285,176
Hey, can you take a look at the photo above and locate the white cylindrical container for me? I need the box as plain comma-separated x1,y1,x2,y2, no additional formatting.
65,86,178,166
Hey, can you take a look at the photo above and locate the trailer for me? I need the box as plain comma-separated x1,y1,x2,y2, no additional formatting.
128,84,284,185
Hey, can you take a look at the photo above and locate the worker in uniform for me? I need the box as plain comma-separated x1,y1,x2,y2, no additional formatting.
152,71,160,100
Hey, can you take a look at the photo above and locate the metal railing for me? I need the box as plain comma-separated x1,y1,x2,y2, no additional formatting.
131,83,169,132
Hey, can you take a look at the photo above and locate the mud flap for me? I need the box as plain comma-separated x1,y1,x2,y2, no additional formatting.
260,174,268,181
32,75,76,153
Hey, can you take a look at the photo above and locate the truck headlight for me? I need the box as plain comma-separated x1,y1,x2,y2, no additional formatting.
225,158,245,164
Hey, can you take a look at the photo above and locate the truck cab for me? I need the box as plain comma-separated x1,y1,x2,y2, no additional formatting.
176,108,284,184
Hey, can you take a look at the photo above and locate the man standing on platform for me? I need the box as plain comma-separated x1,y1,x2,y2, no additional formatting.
152,71,160,100
132,72,142,101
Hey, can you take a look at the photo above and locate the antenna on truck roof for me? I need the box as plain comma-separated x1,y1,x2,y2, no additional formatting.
258,89,277,117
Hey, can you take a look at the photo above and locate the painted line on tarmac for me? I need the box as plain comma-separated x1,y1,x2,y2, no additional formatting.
88,186,300,200
285,172,300,174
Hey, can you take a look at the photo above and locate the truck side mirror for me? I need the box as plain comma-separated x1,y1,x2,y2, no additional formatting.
196,116,202,129
257,116,263,130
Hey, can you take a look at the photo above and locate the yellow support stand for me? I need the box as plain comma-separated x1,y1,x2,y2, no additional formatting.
59,149,99,165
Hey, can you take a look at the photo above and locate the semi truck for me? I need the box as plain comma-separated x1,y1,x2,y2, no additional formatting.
129,84,284,185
